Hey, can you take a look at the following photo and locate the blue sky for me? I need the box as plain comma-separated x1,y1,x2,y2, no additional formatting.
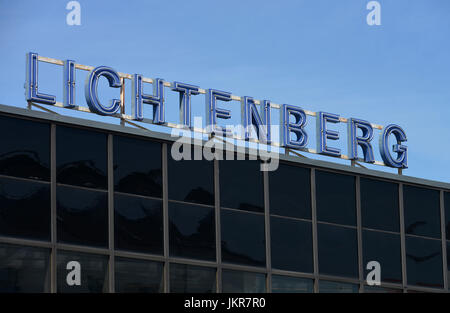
0,0,449,182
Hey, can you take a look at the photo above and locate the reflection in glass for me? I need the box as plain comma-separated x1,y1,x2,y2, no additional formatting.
363,230,402,284
361,178,399,232
169,263,216,293
271,275,313,293
220,160,264,213
406,236,443,288
0,116,50,181
168,148,214,205
115,258,163,293
316,170,356,226
403,185,441,239
169,202,215,261
0,244,50,293
269,164,311,219
319,280,358,293
114,135,162,198
115,193,163,255
221,209,265,267
318,223,358,278
0,177,50,241
222,270,266,293
57,126,107,189
270,217,313,273
57,251,108,293
57,185,108,248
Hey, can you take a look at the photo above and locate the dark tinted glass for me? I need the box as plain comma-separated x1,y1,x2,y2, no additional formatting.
0,116,50,181
57,251,108,293
271,217,313,273
115,193,163,254
221,209,265,267
406,236,443,288
269,164,311,219
364,286,402,293
447,242,450,283
0,177,50,241
445,192,450,240
169,264,216,293
363,230,402,284
168,146,214,205
57,185,108,248
271,275,313,293
57,126,107,189
169,202,215,261
114,135,162,198
319,280,358,293
403,185,440,239
0,244,49,293
222,270,266,293
318,223,358,278
316,170,356,226
115,258,163,293
219,160,264,213
361,178,399,232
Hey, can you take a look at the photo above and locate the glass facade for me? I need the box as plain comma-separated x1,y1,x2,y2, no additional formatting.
0,112,449,293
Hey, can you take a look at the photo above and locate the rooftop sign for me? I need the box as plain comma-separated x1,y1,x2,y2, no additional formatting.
24,52,408,170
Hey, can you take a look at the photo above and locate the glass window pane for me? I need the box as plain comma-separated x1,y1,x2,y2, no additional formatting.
0,177,50,241
0,244,50,293
57,251,108,293
363,230,402,284
115,257,163,293
445,192,450,240
222,269,266,293
169,263,216,293
319,280,358,293
446,242,450,284
406,236,443,288
221,209,265,267
271,275,313,293
115,193,163,255
114,135,162,198
361,178,399,232
318,223,358,278
168,147,214,205
169,202,215,261
269,164,311,219
270,217,313,273
219,160,264,213
0,116,50,181
364,285,402,293
57,185,108,248
403,185,440,239
316,170,356,226
57,126,107,189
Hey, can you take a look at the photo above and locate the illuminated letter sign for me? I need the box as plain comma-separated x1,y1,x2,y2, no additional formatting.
172,82,200,128
317,112,341,157
379,124,408,169
281,104,308,149
24,52,410,170
206,89,232,136
85,66,122,115
348,118,375,163
131,75,165,124
241,97,271,144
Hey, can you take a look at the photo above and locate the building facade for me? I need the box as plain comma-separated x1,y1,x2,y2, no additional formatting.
0,104,449,293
